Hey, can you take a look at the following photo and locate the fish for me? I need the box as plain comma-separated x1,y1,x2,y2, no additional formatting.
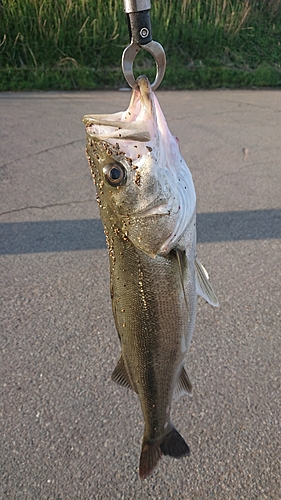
82,75,218,479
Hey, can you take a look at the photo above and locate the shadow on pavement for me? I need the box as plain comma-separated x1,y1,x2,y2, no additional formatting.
0,209,280,255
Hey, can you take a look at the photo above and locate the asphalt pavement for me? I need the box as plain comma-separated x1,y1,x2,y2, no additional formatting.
0,89,280,499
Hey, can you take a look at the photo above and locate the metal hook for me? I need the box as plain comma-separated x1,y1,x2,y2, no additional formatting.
122,40,166,91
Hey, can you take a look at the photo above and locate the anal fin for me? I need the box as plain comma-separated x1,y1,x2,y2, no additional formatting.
173,366,192,401
111,354,136,392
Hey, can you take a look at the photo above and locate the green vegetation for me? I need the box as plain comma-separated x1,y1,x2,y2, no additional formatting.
1,0,281,90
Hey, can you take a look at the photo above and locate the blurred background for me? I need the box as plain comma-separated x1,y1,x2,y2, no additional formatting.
1,0,281,90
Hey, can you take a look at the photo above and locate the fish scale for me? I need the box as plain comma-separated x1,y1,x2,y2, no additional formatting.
83,75,218,479
110,233,195,433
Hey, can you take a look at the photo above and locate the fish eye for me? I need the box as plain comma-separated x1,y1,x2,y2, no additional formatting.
103,163,126,187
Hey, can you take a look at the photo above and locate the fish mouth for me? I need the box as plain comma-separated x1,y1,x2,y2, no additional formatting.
129,75,153,121
137,203,171,217
82,76,154,143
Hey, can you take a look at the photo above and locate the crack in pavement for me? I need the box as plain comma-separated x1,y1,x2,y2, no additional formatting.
0,199,95,217
0,138,84,169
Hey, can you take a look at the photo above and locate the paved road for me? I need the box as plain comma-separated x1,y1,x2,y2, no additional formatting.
0,89,280,499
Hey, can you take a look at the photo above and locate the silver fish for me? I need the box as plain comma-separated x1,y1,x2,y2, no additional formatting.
82,76,218,479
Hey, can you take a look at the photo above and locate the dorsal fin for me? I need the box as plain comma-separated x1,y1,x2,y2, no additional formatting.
111,355,136,392
174,365,193,401
195,257,219,307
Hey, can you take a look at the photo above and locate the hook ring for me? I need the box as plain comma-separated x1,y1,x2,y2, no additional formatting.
122,40,166,91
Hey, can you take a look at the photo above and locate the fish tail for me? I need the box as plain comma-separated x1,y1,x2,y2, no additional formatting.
139,441,162,480
139,428,190,479
160,427,190,458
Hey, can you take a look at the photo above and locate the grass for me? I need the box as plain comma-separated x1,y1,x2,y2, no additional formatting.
0,0,281,90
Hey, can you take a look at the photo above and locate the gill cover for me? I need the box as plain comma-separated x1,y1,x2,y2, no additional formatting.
83,76,196,257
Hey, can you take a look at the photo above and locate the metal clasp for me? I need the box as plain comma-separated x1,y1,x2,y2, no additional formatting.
122,0,166,91
122,40,166,91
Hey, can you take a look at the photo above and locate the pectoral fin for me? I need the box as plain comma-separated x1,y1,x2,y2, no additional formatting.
111,355,136,392
195,257,219,307
173,366,192,401
174,249,190,321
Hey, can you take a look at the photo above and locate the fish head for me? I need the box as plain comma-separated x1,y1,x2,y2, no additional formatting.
83,76,196,257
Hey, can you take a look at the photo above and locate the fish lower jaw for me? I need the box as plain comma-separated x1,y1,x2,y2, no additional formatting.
136,203,172,218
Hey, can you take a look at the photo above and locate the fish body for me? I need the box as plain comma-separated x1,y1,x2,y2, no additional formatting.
83,76,218,479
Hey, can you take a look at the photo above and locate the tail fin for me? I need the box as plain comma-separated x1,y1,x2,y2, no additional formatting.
139,428,190,479
139,442,162,480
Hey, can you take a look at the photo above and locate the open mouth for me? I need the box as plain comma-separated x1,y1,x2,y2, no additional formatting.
82,76,153,143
